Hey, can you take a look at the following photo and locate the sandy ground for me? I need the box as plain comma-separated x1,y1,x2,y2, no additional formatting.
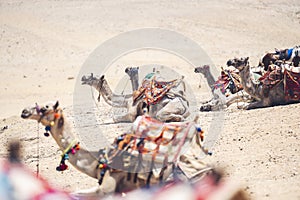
0,0,300,199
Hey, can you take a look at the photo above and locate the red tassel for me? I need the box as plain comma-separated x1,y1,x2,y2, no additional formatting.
75,144,80,150
54,113,60,119
56,163,68,171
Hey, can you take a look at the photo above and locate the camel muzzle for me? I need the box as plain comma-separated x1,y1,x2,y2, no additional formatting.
21,108,32,119
81,76,88,84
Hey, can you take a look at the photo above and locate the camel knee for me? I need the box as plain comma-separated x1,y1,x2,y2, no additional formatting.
157,113,183,122
200,105,212,112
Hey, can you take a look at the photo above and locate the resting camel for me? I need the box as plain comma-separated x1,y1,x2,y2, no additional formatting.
81,71,190,122
227,57,300,109
21,101,211,197
258,45,300,71
194,65,251,111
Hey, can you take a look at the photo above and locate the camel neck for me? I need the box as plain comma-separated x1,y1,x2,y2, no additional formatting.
50,114,99,179
239,64,262,100
203,70,216,89
93,79,130,108
129,73,139,91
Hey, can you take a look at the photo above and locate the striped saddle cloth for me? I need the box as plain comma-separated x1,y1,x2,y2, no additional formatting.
109,115,205,175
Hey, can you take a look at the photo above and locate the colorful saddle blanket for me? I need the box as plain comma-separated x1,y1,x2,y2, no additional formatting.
109,115,206,174
132,76,182,106
284,69,300,101
259,66,283,88
214,71,243,94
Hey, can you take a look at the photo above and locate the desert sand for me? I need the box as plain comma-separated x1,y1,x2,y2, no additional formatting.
0,0,300,199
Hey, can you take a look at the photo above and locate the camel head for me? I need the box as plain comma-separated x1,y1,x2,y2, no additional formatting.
227,57,249,71
21,101,62,128
81,73,102,86
194,65,210,74
81,73,106,93
125,67,139,76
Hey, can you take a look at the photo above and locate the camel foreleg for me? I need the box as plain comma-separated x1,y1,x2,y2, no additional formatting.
241,100,268,110
156,97,189,122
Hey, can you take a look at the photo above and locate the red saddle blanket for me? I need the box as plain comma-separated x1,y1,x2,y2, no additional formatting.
214,71,243,94
284,69,300,101
133,76,181,105
259,68,283,88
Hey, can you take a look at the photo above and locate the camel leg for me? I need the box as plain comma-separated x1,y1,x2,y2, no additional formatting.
113,112,136,123
113,115,133,122
200,98,221,111
243,100,267,110
225,92,250,107
113,106,138,122
156,98,189,122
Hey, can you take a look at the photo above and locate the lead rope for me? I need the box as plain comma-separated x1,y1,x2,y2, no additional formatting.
120,78,130,106
90,85,100,109
120,78,130,95
36,122,40,178
91,78,130,109
198,74,202,88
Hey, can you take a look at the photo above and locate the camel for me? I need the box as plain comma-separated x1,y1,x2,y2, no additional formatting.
194,65,251,111
227,57,300,109
21,101,211,197
258,45,300,71
81,71,190,122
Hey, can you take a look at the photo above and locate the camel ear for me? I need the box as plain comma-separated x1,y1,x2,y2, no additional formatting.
100,75,105,80
226,60,231,66
53,101,59,110
91,73,93,78
245,57,249,62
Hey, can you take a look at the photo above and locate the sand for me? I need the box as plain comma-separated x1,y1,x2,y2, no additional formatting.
0,0,300,199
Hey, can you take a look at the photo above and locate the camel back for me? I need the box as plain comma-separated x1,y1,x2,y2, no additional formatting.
108,115,204,176
132,76,182,105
